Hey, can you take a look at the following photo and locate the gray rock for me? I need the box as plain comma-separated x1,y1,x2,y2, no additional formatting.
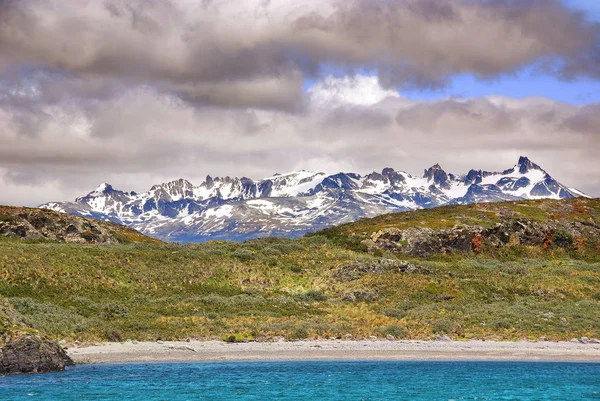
435,334,452,342
386,335,395,341
336,259,430,282
589,338,600,344
0,205,148,244
0,334,74,375
579,337,589,344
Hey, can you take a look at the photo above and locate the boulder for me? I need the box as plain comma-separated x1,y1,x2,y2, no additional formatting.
1,334,74,375
1,300,73,375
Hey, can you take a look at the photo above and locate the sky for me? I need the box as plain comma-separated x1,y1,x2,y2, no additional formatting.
0,0,599,206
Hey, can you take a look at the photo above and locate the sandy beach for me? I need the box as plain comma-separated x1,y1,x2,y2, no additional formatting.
67,340,600,364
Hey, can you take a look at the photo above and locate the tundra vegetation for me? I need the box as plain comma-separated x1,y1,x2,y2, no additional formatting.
0,198,599,344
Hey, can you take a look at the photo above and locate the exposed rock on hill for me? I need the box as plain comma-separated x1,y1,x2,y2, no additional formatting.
320,198,600,257
0,206,159,244
0,300,73,375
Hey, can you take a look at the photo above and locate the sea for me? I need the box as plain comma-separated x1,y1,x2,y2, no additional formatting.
1,360,599,400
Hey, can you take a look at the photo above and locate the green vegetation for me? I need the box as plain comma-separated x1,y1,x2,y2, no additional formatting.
1,198,599,343
0,215,15,223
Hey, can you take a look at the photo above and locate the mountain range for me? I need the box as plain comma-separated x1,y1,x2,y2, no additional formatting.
40,157,589,242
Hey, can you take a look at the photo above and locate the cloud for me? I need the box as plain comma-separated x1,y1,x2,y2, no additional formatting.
0,1,599,205
0,74,599,207
0,0,598,109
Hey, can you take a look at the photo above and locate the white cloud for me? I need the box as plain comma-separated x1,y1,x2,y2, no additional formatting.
0,75,598,206
308,75,400,107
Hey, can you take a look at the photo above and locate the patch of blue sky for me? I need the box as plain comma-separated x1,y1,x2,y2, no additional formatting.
400,68,600,104
303,1,600,105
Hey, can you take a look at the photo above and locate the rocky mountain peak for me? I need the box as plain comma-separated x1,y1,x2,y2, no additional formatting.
92,183,113,195
205,175,214,189
424,163,450,189
464,169,482,185
380,167,405,186
517,156,542,174
381,167,396,177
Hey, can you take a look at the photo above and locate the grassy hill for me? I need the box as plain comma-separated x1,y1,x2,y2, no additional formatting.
0,198,599,343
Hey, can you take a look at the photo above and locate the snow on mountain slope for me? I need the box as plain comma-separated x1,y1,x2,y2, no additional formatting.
40,157,589,242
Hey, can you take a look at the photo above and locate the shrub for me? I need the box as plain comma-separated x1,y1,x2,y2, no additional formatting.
383,325,406,338
273,242,305,254
383,308,405,319
105,330,123,342
260,247,282,257
471,234,484,252
553,230,574,248
289,264,303,273
493,321,511,329
498,262,529,276
301,235,328,246
432,318,454,334
294,290,327,303
288,325,309,340
9,297,90,335
0,215,15,223
231,248,255,261
101,301,129,320
574,237,587,254
222,333,254,343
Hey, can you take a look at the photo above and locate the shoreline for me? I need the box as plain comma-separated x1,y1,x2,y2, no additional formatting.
67,340,600,364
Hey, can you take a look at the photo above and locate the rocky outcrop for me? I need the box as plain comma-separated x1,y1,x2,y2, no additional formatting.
365,217,600,257
0,300,74,375
0,205,158,244
1,334,74,375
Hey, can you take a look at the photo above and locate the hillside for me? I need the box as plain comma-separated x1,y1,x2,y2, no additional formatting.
0,206,160,244
0,198,598,345
317,198,600,257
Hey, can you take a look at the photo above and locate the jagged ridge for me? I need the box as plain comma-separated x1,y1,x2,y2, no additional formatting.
40,157,589,242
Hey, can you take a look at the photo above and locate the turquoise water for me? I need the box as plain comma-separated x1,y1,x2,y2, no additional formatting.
2,361,599,400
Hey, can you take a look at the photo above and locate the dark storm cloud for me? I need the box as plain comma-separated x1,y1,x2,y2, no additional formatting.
0,0,598,108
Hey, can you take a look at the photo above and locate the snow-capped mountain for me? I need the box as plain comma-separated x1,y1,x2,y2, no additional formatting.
40,157,589,242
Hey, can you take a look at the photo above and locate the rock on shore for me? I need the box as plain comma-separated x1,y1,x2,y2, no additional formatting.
1,300,74,375
1,334,74,375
